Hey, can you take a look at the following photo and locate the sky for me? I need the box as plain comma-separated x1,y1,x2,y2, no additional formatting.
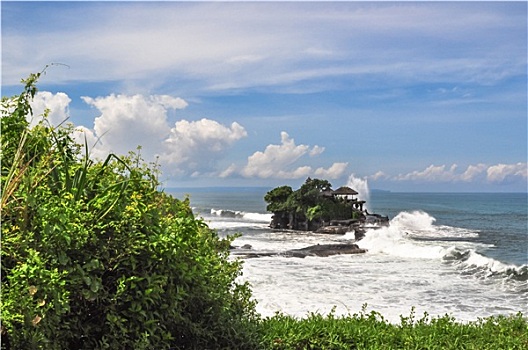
2,1,527,192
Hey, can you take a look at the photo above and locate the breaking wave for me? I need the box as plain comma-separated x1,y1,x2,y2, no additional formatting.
210,208,273,223
353,210,527,286
444,248,528,282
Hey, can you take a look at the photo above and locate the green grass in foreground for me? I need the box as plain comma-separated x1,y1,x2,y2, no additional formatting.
258,307,528,350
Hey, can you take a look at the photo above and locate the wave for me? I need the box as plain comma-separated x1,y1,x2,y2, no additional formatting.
391,210,480,238
354,210,526,285
444,247,528,282
210,208,273,223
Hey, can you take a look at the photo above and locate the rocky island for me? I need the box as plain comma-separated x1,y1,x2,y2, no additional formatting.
232,178,389,259
264,177,389,240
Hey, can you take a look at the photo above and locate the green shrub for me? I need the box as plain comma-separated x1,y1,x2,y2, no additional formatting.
1,72,259,349
259,307,528,349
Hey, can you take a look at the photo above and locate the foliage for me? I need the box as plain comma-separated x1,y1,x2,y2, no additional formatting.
264,178,358,229
264,186,293,213
259,307,528,349
1,73,259,349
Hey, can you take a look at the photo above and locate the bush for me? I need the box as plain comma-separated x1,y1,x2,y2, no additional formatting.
259,307,528,349
1,72,259,349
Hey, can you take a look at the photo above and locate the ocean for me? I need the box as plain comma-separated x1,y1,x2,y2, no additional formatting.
167,186,527,323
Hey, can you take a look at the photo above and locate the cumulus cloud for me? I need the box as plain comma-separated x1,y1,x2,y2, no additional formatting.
368,171,389,181
81,93,187,159
309,145,325,157
29,91,71,127
240,132,311,178
487,163,527,183
381,162,527,185
314,162,349,179
70,92,247,176
239,131,347,180
160,118,247,174
460,163,487,182
395,164,459,182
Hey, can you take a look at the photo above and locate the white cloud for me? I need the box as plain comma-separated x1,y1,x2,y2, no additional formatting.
395,164,459,182
460,163,487,181
29,91,71,127
66,92,246,176
368,171,389,181
487,163,527,183
309,145,325,157
240,132,321,179
4,2,524,92
236,132,346,180
314,162,348,179
380,162,527,186
81,93,186,159
277,166,313,180
219,163,238,178
160,118,247,175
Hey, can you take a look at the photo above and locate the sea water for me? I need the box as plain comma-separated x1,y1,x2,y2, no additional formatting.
167,187,527,323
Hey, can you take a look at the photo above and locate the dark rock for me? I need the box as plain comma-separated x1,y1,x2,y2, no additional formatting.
315,225,350,234
230,243,366,259
284,243,366,258
240,244,252,250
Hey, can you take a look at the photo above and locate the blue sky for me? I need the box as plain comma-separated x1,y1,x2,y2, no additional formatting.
2,1,527,192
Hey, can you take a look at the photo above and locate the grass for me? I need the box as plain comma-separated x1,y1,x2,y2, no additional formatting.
258,306,528,349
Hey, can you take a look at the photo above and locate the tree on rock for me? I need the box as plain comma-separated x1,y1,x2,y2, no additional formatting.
265,178,363,231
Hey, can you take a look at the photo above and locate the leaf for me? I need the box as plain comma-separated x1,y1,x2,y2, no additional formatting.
31,315,42,326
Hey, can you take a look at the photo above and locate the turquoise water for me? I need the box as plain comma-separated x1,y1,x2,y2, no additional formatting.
368,192,527,266
168,188,527,321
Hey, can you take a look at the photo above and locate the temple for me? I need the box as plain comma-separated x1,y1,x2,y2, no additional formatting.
265,179,389,240
332,186,366,211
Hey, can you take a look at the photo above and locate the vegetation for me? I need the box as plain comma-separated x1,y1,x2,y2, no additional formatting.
2,72,526,349
1,71,259,349
264,178,361,230
260,307,528,349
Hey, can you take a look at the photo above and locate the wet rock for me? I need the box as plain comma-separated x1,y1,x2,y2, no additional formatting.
231,243,366,259
315,226,350,234
284,243,366,258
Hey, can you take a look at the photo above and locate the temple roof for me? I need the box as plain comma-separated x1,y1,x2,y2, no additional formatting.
333,186,358,195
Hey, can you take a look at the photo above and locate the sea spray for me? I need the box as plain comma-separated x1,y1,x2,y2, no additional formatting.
172,189,528,321
355,222,447,259
346,174,370,210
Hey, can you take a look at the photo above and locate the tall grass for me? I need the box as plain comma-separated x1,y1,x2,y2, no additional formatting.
258,306,527,349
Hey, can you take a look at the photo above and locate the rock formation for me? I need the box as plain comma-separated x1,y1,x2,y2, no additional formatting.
264,177,389,238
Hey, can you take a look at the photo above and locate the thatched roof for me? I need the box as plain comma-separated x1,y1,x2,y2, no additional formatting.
333,186,358,195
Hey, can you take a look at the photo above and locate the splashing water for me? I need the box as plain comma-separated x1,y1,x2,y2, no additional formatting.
346,174,370,209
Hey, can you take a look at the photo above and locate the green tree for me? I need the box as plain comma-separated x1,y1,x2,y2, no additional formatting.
264,185,293,212
1,73,259,349
264,178,358,230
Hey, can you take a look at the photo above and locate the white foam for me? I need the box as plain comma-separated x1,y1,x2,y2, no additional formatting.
210,208,272,223
356,226,448,259
243,212,274,223
240,252,523,323
225,209,526,323
391,210,436,231
456,249,524,276
346,174,370,209
384,210,479,239
207,221,269,230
